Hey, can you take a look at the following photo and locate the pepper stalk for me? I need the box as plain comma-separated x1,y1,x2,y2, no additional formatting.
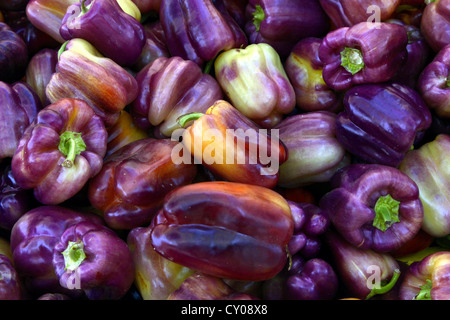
59,131,87,168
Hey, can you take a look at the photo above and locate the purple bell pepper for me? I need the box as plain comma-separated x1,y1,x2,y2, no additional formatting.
335,83,432,167
159,0,247,67
60,0,146,66
244,0,330,58
420,0,450,52
417,44,450,118
0,238,22,300
320,163,424,252
318,22,408,91
284,37,342,113
326,230,401,300
0,81,42,162
52,220,134,300
10,205,104,296
11,98,107,205
318,0,401,28
0,22,28,83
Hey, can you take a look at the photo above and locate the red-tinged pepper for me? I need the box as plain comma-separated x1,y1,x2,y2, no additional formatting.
45,38,139,127
214,43,296,128
399,251,450,300
318,0,401,28
150,181,294,281
0,81,42,162
0,22,28,83
284,37,342,113
420,0,450,52
176,100,287,189
88,138,198,230
127,225,195,300
399,134,450,238
318,22,408,91
131,56,223,138
11,98,107,205
60,0,146,66
244,0,330,58
417,44,450,118
160,0,247,67
320,163,424,252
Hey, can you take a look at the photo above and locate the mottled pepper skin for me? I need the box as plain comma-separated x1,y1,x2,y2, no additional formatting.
335,83,432,167
420,0,450,52
60,0,146,66
417,45,450,118
127,225,195,300
10,206,104,296
131,56,223,138
160,0,247,67
0,81,42,162
399,251,450,300
284,37,342,113
45,38,138,127
88,138,198,230
52,221,134,300
0,22,28,83
244,0,330,58
318,22,408,91
275,111,350,188
214,43,296,128
150,181,294,281
180,100,288,189
11,98,107,205
320,164,424,252
318,0,401,28
399,134,450,238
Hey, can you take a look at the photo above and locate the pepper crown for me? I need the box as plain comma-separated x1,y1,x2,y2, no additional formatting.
415,279,432,300
252,5,265,32
62,240,86,272
59,131,87,168
373,194,401,232
340,47,364,75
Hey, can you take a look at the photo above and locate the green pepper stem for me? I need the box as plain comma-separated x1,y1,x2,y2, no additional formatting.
57,40,69,60
176,112,205,128
80,0,88,14
340,47,364,75
203,59,215,75
414,279,432,300
252,5,265,32
446,76,450,88
58,131,86,168
373,194,401,232
62,240,86,272
366,269,401,300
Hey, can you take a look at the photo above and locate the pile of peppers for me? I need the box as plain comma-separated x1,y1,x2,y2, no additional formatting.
0,0,450,302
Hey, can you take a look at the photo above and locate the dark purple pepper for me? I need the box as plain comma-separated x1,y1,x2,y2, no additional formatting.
0,22,28,83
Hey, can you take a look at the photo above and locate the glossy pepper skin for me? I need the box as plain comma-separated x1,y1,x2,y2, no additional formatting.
244,0,330,58
318,0,401,28
399,134,450,238
420,0,450,52
335,83,432,167
131,56,223,138
318,22,408,91
178,100,287,189
326,230,401,300
0,81,42,162
0,22,28,83
160,0,247,67
25,0,78,43
284,37,341,113
45,38,138,127
10,206,104,296
25,48,58,107
88,138,198,230
0,238,22,300
0,163,36,231
399,251,450,300
52,220,134,300
275,111,350,188
150,181,294,281
417,45,450,118
320,163,424,252
60,0,145,66
127,225,195,300
11,98,107,205
214,43,296,128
